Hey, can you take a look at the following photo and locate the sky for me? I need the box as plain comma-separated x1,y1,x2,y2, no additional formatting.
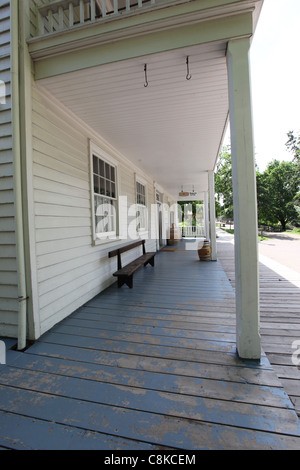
224,0,300,171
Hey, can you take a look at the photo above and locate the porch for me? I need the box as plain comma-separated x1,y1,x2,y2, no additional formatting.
1,242,300,450
2,0,262,359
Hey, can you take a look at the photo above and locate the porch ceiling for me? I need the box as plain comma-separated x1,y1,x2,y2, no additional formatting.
38,41,229,199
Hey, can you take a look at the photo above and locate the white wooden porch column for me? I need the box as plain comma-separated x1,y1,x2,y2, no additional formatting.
208,171,217,261
227,38,261,359
204,191,209,240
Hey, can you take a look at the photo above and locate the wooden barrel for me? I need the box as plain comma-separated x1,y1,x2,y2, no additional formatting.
198,240,211,261
167,227,181,245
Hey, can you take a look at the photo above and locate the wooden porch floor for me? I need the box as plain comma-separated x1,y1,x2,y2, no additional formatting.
217,229,300,420
1,241,300,450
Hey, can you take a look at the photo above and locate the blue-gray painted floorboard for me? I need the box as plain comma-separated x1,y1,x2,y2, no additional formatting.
1,245,300,449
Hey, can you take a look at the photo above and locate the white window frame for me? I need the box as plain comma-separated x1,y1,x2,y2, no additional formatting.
135,174,148,234
90,142,119,243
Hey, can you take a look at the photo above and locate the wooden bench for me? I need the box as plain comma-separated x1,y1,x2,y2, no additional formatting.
108,240,156,288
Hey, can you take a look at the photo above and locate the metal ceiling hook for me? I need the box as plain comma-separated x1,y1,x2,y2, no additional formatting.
144,64,149,87
186,56,192,80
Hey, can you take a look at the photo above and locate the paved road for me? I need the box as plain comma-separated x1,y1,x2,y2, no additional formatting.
258,231,300,275
216,228,300,285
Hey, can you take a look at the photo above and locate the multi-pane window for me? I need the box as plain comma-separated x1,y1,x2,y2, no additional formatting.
136,180,147,232
136,181,146,206
93,154,117,239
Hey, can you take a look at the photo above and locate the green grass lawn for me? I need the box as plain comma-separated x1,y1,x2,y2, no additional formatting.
288,227,300,235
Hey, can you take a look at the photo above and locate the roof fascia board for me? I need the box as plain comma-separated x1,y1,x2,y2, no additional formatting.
33,11,253,79
28,0,261,59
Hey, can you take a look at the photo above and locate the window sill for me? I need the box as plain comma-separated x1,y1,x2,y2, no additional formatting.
92,232,150,248
137,230,149,238
93,235,120,248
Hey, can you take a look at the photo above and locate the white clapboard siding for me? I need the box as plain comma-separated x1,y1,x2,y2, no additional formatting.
32,84,159,336
0,0,18,338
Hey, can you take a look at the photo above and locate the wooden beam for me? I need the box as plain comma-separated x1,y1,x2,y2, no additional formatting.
204,191,209,240
32,12,253,80
18,0,41,341
227,37,261,360
208,171,217,261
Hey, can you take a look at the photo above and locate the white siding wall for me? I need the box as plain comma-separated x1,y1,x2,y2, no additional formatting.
0,0,18,338
31,84,158,336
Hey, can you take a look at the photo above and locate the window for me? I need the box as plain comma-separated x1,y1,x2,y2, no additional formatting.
136,179,148,233
92,148,118,240
136,181,146,206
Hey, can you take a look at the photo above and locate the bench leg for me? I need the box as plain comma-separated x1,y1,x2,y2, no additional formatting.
118,275,133,288
118,276,125,288
144,257,155,267
126,275,133,289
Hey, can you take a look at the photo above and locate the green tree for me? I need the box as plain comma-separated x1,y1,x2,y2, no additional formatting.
215,147,233,219
257,159,299,231
256,169,271,224
286,131,300,219
215,146,300,230
286,130,300,164
177,201,204,226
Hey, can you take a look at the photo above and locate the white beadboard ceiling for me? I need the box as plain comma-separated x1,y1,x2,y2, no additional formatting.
38,41,229,199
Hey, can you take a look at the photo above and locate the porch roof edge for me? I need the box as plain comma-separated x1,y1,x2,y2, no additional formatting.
31,10,253,80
